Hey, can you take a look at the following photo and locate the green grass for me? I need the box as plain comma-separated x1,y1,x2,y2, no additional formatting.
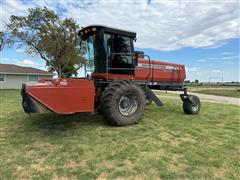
193,89,240,98
186,84,239,89
1,90,240,179
186,84,240,98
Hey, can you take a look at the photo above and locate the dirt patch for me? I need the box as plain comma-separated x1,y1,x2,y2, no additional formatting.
140,149,165,158
30,157,53,173
95,160,115,169
213,166,227,178
33,141,52,148
160,131,180,147
52,176,70,180
167,154,187,173
115,176,155,180
135,169,162,179
96,172,108,180
31,163,52,172
133,175,150,180
65,160,78,169
168,162,186,173
79,160,87,169
123,159,134,170
16,165,30,179
181,133,196,144
115,177,125,180
216,123,225,128
157,91,240,106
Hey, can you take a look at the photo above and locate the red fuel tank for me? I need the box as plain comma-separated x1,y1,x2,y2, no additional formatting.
135,59,186,83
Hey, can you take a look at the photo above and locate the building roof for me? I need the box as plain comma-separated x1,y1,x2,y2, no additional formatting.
0,64,53,75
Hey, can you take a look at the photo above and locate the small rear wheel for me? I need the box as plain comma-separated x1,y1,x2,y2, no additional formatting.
101,80,145,126
183,95,200,114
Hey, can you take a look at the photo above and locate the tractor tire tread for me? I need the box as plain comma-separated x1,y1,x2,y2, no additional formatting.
101,80,145,126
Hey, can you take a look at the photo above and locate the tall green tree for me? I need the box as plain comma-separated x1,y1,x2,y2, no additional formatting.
5,7,84,77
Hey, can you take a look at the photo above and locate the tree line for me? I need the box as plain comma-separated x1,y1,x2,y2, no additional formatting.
1,7,85,77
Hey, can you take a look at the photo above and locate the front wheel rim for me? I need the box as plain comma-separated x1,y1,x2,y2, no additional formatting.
192,103,199,111
118,95,138,116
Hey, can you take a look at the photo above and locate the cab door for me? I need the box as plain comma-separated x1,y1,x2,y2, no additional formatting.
104,33,135,75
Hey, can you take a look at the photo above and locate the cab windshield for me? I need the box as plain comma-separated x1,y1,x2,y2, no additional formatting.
80,35,95,73
80,34,106,74
80,33,135,75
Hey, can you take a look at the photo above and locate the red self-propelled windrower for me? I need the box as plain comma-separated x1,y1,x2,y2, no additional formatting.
22,25,200,126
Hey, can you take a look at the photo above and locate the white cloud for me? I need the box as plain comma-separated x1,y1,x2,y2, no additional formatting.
221,55,239,60
0,0,239,51
16,59,37,67
187,68,238,82
1,57,18,63
15,48,25,53
187,67,199,72
223,61,234,65
205,55,239,61
197,59,206,62
186,66,202,80
1,57,10,62
212,69,221,73
1,56,41,68
207,57,219,60
0,1,33,31
221,52,233,55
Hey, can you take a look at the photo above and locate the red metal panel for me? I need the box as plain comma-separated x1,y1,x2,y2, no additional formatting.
135,59,186,82
93,73,134,80
26,78,95,114
93,59,186,83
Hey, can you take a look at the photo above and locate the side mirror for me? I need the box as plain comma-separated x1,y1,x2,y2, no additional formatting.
133,53,138,66
135,57,138,66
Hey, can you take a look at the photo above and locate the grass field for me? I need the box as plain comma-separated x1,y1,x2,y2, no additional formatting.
186,85,240,98
1,90,240,179
193,89,240,98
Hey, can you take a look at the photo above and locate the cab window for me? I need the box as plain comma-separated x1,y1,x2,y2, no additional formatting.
104,34,134,74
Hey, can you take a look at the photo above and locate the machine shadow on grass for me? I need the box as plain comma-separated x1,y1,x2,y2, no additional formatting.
19,112,107,136
22,101,184,133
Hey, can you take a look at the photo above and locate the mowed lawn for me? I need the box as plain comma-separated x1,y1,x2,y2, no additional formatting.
1,90,239,179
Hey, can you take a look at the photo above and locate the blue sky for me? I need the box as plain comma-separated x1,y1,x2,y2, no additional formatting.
0,0,239,82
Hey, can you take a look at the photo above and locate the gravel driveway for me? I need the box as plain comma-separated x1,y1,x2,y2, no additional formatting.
157,91,240,106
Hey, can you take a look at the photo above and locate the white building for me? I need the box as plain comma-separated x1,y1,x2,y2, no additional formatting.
0,64,53,89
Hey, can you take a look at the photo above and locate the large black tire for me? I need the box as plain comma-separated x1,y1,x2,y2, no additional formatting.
183,95,201,114
101,80,145,126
